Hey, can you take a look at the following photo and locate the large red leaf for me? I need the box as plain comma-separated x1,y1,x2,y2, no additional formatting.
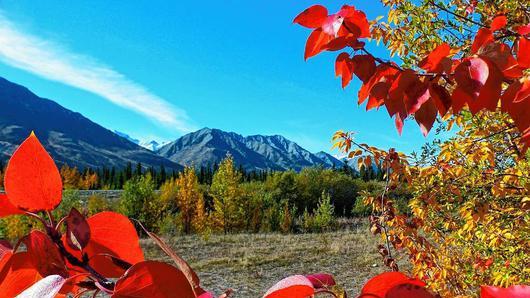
517,24,530,36
472,58,503,113
359,272,425,298
304,29,332,60
429,83,451,116
341,7,371,38
305,273,336,289
335,52,354,88
112,261,195,298
24,230,67,277
0,194,23,218
4,133,62,212
386,283,436,298
471,28,493,54
415,98,438,136
367,81,390,111
293,5,328,29
84,212,144,277
501,79,530,133
352,54,377,83
263,275,315,298
518,37,530,68
479,42,522,79
481,285,530,298
490,16,507,31
65,208,91,251
405,81,431,115
0,252,41,297
451,87,474,113
419,43,451,73
387,69,417,116
454,57,489,99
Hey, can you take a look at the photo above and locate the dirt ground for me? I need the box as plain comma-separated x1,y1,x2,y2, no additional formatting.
141,226,393,297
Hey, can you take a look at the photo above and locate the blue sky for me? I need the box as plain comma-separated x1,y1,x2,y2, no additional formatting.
0,0,441,154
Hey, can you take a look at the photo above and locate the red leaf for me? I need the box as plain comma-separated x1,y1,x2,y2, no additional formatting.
0,252,41,297
335,52,354,88
58,273,91,296
136,221,201,295
429,83,451,116
386,283,436,298
113,261,195,298
454,57,489,99
324,35,365,51
304,29,332,60
419,43,451,73
360,272,425,298
473,57,503,112
490,15,507,31
305,273,336,289
0,194,23,218
0,240,12,260
367,81,390,110
415,98,438,136
479,42,523,78
501,79,530,133
24,230,67,277
405,81,431,115
263,275,315,298
293,5,328,29
451,87,474,113
516,24,530,36
0,250,13,273
387,69,417,116
481,285,530,298
471,28,493,54
352,54,377,83
4,133,62,212
65,208,91,251
341,7,371,38
518,37,530,68
84,212,144,277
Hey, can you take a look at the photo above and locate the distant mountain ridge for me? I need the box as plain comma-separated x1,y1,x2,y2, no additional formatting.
0,76,345,172
157,128,344,171
0,77,182,170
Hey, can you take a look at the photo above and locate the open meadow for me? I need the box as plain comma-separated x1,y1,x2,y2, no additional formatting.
141,226,388,297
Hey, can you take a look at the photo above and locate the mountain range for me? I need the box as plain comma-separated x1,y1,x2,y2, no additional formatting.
0,76,344,171
157,128,343,171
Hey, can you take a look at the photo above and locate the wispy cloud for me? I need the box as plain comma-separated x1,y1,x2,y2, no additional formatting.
0,12,196,133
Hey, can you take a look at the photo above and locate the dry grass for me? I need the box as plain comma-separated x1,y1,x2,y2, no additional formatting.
141,226,394,297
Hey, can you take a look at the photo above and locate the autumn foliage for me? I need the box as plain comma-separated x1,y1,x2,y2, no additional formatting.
2,0,530,296
293,0,530,297
0,134,226,297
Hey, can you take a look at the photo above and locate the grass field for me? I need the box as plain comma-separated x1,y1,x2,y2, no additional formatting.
141,222,392,297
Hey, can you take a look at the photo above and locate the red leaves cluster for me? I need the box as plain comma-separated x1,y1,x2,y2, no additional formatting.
295,6,530,144
0,134,220,297
294,5,369,60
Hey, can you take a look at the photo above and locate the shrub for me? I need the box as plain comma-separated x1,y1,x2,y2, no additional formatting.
312,192,336,232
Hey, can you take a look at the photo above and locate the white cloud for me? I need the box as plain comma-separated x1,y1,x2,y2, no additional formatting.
0,12,197,133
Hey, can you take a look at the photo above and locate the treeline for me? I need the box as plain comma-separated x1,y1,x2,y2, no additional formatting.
0,156,393,239
0,157,382,190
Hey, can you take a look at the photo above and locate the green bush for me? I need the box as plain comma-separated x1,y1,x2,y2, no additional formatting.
87,194,112,216
312,192,336,232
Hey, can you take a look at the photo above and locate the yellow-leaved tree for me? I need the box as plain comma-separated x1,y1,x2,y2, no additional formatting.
210,155,244,233
175,167,205,234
